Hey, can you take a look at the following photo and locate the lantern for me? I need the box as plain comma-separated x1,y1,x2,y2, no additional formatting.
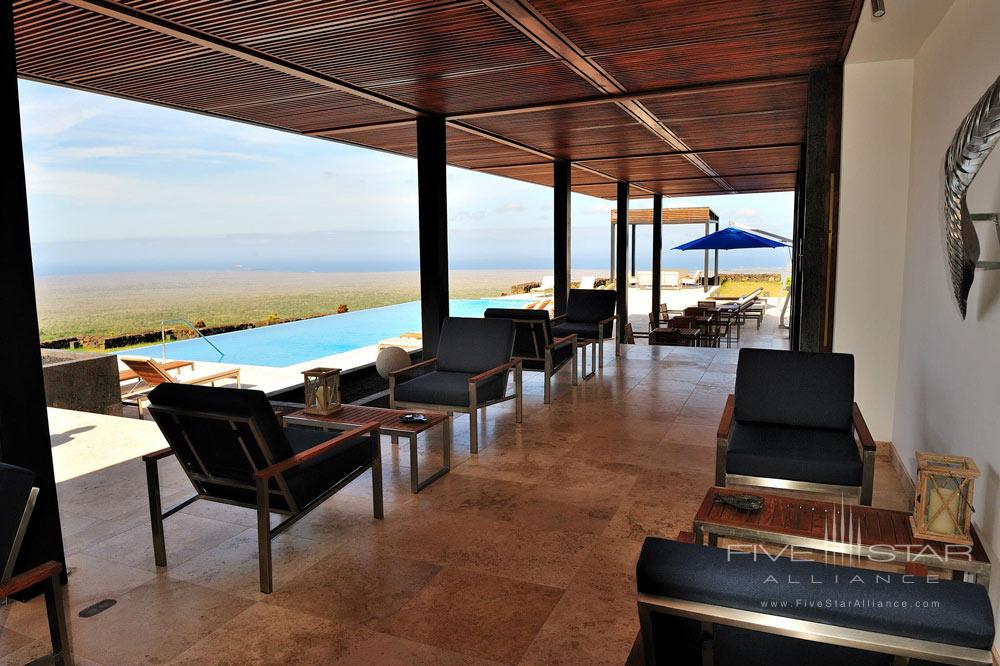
302,367,342,416
909,452,979,545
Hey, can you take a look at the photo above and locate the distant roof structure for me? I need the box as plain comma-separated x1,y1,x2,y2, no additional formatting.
610,207,719,225
13,1,863,199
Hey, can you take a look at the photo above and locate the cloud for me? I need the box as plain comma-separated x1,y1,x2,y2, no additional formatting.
49,145,274,163
19,104,102,137
24,161,144,202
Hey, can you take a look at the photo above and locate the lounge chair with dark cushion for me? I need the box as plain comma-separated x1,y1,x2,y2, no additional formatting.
1,463,71,665
483,308,577,404
717,348,875,505
145,383,382,593
389,317,521,454
551,288,618,369
636,537,995,666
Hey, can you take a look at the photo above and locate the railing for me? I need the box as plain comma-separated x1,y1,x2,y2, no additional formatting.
160,319,224,361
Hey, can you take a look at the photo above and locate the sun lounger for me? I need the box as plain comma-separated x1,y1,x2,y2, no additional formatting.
578,276,596,289
662,271,681,289
120,357,241,416
530,275,554,296
681,270,702,287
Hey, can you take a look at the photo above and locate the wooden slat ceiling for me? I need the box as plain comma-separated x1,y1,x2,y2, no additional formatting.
12,0,862,199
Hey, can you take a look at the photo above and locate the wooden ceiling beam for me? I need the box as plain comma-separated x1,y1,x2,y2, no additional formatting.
55,0,421,115
481,0,733,192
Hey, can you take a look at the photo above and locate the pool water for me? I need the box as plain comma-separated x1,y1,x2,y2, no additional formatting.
121,298,535,368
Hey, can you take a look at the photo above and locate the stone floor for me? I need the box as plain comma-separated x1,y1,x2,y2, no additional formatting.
1,314,912,665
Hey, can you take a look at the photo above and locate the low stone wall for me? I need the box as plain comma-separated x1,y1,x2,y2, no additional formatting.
41,349,121,416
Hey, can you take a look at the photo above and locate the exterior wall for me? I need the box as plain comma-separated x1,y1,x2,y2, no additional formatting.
40,349,121,416
891,0,1000,634
835,59,913,441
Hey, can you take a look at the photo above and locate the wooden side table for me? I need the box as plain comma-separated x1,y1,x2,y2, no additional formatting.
283,405,451,493
692,487,991,587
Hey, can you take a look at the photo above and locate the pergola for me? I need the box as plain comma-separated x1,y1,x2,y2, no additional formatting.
609,206,720,299
1,1,860,587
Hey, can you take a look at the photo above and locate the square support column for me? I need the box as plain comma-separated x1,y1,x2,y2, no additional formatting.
553,160,571,317
615,182,629,346
0,1,66,591
651,193,663,326
798,66,843,352
417,115,449,358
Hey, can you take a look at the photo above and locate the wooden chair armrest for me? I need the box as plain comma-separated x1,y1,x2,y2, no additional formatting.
255,422,380,480
469,360,519,384
142,447,176,462
0,561,62,598
598,315,616,326
546,334,577,350
389,357,437,379
852,403,876,452
717,394,735,440
551,314,567,324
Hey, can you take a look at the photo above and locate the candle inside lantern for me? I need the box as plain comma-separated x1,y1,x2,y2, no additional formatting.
314,385,326,408
927,482,962,535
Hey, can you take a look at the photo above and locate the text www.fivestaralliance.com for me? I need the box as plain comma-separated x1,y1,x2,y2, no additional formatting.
760,599,940,609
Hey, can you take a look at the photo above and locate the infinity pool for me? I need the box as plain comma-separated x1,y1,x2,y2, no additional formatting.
121,298,534,367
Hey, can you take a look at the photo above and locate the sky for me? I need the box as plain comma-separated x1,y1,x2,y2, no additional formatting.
19,79,794,276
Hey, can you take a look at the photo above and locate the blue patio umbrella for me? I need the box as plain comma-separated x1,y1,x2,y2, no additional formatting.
672,226,787,251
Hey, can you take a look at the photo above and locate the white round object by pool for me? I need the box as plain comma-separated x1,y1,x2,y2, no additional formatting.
375,346,411,379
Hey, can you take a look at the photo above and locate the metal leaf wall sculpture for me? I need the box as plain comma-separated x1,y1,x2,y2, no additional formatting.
944,74,1000,318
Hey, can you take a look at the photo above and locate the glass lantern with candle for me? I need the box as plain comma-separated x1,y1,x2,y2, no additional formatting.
909,452,978,545
302,367,342,416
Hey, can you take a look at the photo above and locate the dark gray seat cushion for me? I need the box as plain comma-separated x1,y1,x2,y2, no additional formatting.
735,348,854,430
552,321,609,341
283,427,373,506
726,421,863,486
0,463,36,577
394,370,506,406
637,537,996,650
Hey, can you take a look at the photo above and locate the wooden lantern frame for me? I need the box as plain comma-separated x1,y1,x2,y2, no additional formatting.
302,367,342,416
908,452,979,545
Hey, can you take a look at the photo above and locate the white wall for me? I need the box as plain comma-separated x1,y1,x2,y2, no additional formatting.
838,0,1000,636
835,59,913,441
891,0,1000,616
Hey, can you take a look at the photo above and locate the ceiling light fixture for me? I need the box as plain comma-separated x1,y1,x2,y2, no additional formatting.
871,0,885,17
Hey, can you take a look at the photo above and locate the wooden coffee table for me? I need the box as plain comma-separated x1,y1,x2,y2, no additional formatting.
693,487,991,587
283,405,451,493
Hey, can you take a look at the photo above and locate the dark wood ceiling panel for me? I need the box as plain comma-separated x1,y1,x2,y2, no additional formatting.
14,0,203,82
529,0,857,56
574,183,649,200
642,172,795,196
640,79,808,122
592,26,845,91
14,0,863,197
446,126,543,168
368,61,598,115
119,1,457,43
324,123,417,158
696,146,801,178
466,104,669,161
575,154,708,183
666,109,805,152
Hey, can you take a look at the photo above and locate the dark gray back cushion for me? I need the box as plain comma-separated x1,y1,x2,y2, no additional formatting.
566,289,617,323
0,463,36,580
436,317,515,374
734,348,854,430
148,384,294,483
483,308,551,361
